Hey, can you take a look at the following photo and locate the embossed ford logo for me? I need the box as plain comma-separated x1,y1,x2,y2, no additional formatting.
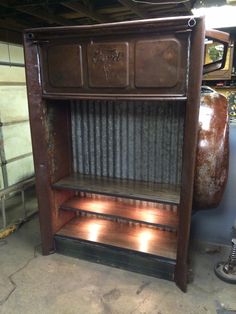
92,48,123,81
92,48,123,64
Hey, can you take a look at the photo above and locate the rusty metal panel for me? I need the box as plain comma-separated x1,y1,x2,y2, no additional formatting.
23,16,207,290
71,100,185,185
47,44,83,88
39,29,190,98
135,39,181,88
87,42,129,88
193,92,229,209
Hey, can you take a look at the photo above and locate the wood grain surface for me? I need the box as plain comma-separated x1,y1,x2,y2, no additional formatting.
53,173,180,204
56,216,177,260
61,196,178,230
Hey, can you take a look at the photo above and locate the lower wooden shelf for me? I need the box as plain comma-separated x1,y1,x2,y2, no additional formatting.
61,196,178,231
55,216,177,281
55,216,177,260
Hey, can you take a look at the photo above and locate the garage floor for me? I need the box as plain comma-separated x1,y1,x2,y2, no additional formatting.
0,215,236,314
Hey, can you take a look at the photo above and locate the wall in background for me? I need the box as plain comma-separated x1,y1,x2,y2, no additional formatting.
0,42,34,189
191,122,236,245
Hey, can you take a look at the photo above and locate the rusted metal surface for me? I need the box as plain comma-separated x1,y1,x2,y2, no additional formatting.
47,45,83,88
87,42,129,88
23,16,209,292
175,17,205,292
193,91,229,209
23,38,74,254
29,16,193,99
39,33,189,98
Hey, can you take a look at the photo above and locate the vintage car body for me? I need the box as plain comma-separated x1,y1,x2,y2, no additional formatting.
193,86,229,209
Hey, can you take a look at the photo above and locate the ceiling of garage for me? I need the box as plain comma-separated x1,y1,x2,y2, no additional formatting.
0,0,198,43
1,0,234,44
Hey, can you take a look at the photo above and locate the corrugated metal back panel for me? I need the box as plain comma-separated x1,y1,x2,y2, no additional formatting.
71,100,185,185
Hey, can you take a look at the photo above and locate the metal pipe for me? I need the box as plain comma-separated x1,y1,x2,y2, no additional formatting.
1,196,7,229
0,177,35,229
0,152,33,166
0,61,25,68
21,189,26,219
0,122,8,188
0,119,29,127
0,176,35,197
0,82,26,86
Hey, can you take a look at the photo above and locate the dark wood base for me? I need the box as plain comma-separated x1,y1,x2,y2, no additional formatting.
54,235,176,281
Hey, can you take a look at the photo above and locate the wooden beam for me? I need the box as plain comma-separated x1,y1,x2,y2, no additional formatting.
0,1,73,26
118,0,149,18
0,17,29,32
0,28,22,44
149,5,190,18
16,6,73,26
181,1,192,13
61,2,107,23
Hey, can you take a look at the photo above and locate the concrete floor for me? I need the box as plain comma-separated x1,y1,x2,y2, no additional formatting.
0,216,236,314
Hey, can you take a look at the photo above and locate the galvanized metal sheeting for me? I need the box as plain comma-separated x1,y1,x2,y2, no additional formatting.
71,100,185,185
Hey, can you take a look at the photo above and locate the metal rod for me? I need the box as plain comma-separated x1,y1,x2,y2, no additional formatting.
0,119,29,127
0,177,35,229
0,176,34,197
21,189,26,219
0,82,26,86
0,61,25,68
0,121,8,188
1,196,7,229
0,152,33,166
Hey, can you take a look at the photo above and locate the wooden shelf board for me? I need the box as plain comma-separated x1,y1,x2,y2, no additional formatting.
53,173,180,204
56,216,177,260
61,196,178,230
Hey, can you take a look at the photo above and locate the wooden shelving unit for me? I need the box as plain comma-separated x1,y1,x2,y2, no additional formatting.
24,16,205,292
53,173,180,204
56,216,177,259
60,195,178,230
